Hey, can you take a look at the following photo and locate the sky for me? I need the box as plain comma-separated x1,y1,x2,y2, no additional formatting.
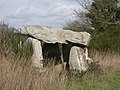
0,0,91,28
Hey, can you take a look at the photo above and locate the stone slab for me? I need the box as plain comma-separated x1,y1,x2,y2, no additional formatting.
20,25,91,46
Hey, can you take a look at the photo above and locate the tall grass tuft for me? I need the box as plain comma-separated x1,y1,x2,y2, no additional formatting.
0,55,68,90
0,23,33,59
82,50,120,78
0,23,68,90
91,51,120,74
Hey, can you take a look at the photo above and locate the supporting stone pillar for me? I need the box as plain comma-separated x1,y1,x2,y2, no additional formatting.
84,47,93,64
69,46,89,73
28,37,43,68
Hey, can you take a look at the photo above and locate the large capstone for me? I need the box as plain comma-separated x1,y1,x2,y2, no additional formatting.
20,25,91,46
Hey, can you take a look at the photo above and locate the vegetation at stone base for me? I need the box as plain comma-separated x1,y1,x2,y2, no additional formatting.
0,55,67,90
67,51,120,90
0,23,68,90
0,23,33,59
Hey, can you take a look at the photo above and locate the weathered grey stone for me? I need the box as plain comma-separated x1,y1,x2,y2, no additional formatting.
84,47,93,64
69,46,89,73
20,25,91,46
20,25,93,73
27,37,43,68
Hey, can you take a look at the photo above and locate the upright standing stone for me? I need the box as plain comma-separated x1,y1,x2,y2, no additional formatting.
28,38,43,68
69,46,89,73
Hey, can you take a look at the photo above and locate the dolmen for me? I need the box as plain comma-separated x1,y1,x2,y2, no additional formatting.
20,25,93,73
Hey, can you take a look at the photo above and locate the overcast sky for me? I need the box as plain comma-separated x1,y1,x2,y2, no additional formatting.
0,0,91,28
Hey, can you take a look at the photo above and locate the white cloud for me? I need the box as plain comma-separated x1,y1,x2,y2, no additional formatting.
66,0,92,3
1,0,84,28
50,4,74,16
65,0,81,2
9,3,80,20
9,6,37,19
30,0,52,4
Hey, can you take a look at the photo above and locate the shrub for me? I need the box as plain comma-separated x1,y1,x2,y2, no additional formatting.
89,25,120,53
0,24,33,59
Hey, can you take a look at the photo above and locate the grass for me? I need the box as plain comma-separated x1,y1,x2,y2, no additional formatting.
67,51,120,90
67,72,120,90
0,55,68,90
6,50,117,90
0,23,67,90
90,51,120,74
1,23,120,90
0,25,33,59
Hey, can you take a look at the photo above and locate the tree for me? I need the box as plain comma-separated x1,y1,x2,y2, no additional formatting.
86,0,120,34
64,11,92,32
64,20,87,32
86,0,120,52
65,0,120,33
64,0,120,52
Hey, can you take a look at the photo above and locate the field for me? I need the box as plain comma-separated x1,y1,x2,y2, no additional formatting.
1,50,120,90
0,25,120,90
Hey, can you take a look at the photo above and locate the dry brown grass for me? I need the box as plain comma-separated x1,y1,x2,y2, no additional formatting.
84,51,120,78
1,51,120,90
0,26,68,90
1,50,120,90
92,51,120,73
0,56,68,90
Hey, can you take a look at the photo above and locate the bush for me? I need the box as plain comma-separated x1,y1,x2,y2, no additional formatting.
0,24,33,59
89,25,120,53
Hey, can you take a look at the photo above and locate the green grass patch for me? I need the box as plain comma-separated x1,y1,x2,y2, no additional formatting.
67,72,120,90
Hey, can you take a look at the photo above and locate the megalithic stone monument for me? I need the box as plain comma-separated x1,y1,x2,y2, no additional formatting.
20,25,93,73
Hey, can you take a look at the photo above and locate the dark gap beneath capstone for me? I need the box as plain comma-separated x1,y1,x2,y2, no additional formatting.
66,41,87,48
42,43,61,66
62,44,72,69
42,41,85,68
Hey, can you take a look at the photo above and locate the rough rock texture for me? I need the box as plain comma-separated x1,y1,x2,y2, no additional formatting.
20,25,92,73
84,47,93,64
27,37,43,68
69,46,89,73
20,25,91,46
